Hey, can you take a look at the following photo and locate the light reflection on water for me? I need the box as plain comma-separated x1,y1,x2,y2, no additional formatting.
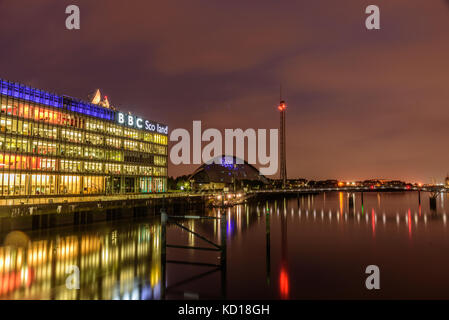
1,191,449,299
0,222,161,300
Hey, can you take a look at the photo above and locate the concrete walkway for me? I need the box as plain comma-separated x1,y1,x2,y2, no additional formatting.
0,192,206,207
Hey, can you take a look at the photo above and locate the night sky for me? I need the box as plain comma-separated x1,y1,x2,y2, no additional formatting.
1,1,449,183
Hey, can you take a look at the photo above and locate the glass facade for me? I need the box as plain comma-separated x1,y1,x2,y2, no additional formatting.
0,79,168,197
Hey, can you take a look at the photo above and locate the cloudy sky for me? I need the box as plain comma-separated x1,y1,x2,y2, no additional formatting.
1,0,449,183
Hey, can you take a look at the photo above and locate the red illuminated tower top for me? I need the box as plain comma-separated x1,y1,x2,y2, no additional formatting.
278,99,287,188
278,100,287,111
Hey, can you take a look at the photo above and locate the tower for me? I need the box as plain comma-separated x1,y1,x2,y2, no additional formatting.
278,99,287,188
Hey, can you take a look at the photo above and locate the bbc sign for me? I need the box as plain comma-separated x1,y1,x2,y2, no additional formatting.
116,112,168,135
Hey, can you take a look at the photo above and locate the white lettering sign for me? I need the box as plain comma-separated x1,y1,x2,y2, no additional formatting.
115,112,167,134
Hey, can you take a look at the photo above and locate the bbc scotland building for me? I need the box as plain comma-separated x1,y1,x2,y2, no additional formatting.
0,79,168,198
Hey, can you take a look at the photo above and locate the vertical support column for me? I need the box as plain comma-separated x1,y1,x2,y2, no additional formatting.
282,108,286,187
220,210,227,298
160,209,167,300
56,174,60,195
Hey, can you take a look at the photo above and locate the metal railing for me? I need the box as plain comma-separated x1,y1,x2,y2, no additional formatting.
160,209,227,299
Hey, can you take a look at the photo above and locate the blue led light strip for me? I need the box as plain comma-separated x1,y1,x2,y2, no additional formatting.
0,78,168,133
0,79,114,121
0,79,63,108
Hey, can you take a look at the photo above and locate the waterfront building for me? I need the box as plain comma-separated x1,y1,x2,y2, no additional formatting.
0,79,168,197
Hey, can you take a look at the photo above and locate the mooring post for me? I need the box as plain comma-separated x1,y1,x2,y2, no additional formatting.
418,190,421,205
348,193,355,213
161,208,167,300
220,209,227,298
430,195,437,212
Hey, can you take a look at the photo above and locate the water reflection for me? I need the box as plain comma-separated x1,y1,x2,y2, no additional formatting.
0,221,161,300
1,191,449,299
279,200,289,299
266,203,271,286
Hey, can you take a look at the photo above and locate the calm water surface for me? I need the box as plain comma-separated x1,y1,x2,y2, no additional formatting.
1,191,449,299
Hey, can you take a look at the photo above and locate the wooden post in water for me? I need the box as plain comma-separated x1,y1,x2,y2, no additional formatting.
430,195,437,212
348,193,354,208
